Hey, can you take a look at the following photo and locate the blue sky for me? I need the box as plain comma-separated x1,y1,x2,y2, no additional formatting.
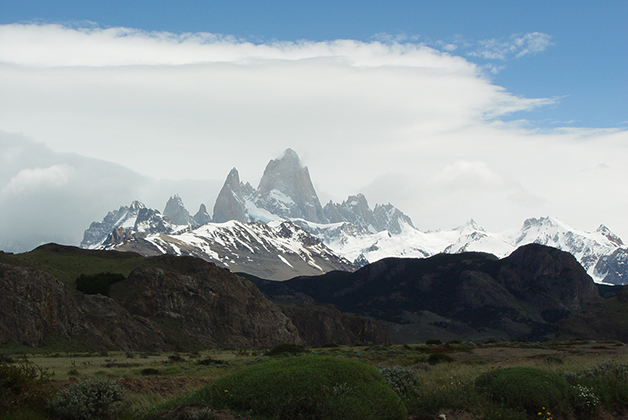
2,0,626,128
1,1,627,251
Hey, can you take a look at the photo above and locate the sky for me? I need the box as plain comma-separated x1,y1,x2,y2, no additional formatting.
1,1,627,252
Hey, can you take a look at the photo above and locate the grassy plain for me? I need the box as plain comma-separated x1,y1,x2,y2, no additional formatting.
3,340,628,419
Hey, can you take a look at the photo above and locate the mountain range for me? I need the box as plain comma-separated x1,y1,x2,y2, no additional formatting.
81,149,628,284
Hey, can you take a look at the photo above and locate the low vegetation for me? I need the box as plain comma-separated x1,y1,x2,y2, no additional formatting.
1,340,628,419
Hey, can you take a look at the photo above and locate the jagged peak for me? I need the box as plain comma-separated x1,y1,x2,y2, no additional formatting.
455,219,485,233
130,201,146,210
596,224,624,247
279,148,300,163
344,193,370,208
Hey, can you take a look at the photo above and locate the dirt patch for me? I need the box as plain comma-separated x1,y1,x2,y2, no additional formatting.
452,342,628,364
116,376,210,396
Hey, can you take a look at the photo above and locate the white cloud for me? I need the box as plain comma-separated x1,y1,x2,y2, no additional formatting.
0,24,627,248
2,164,74,196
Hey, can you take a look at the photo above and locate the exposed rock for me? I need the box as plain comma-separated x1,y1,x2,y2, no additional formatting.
163,195,194,226
0,253,306,350
256,149,327,223
193,204,211,225
594,248,628,285
556,286,628,342
0,263,166,350
281,304,392,346
0,263,82,347
213,168,248,223
112,256,303,348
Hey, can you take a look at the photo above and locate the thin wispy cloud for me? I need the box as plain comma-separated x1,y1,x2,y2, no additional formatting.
469,32,553,60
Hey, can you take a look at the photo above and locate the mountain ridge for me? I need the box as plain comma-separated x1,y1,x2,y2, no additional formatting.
80,149,628,284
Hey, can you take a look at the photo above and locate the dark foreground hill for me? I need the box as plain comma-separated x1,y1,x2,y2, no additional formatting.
251,244,606,343
0,244,389,351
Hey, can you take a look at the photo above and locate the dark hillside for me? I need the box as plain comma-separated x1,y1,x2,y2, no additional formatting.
252,244,603,342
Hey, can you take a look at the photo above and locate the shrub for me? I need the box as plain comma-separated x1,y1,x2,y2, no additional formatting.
565,360,628,411
377,366,422,397
75,272,125,297
173,355,406,420
427,353,454,365
265,343,307,356
475,367,575,418
425,339,442,345
47,378,125,420
0,360,51,414
140,368,162,376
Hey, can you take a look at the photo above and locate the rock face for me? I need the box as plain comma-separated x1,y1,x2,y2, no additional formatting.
280,305,392,347
556,285,628,342
81,201,173,248
323,194,415,234
0,248,389,350
0,263,166,351
213,168,248,223
193,204,212,225
111,256,302,348
163,195,194,226
256,149,327,223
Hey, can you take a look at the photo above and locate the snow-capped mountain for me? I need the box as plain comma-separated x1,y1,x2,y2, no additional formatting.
81,149,628,285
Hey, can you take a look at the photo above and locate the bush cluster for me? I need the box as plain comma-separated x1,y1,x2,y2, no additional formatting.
265,343,308,356
75,272,125,296
475,367,575,418
47,378,125,420
377,366,422,397
0,360,51,414
565,360,628,412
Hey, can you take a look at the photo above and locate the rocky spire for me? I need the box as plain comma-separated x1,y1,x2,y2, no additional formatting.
163,195,193,226
213,168,248,223
193,203,211,226
256,149,327,223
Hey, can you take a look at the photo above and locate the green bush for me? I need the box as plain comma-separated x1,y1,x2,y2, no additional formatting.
75,272,125,296
265,343,307,356
377,366,421,397
475,367,575,418
172,355,406,420
0,361,51,414
47,378,125,420
427,353,454,365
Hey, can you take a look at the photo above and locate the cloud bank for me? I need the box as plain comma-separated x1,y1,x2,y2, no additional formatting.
0,23,627,251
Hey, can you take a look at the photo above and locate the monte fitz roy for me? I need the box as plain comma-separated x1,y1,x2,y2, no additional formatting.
82,149,628,284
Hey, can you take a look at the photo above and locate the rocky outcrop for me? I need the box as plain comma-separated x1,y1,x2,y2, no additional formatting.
163,195,194,226
281,304,392,346
256,149,327,223
0,254,305,350
556,286,628,342
112,255,303,348
213,168,248,223
193,204,211,225
81,201,173,248
323,194,415,234
252,244,604,342
0,263,166,350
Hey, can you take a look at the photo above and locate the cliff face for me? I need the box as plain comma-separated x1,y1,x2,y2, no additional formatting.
281,305,391,347
0,263,166,351
112,256,303,348
0,250,391,351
